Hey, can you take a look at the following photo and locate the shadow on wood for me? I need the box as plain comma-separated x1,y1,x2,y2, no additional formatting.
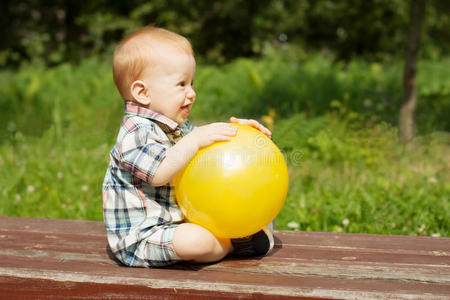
0,216,449,299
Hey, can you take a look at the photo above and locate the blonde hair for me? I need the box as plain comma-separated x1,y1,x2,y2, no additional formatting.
113,26,194,99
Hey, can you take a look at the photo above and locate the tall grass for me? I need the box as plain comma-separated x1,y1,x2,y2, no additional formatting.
0,54,448,236
273,113,449,236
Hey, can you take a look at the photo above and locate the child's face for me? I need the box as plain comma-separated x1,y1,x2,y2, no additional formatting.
144,48,196,124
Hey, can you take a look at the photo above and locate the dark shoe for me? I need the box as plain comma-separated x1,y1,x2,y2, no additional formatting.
231,226,274,257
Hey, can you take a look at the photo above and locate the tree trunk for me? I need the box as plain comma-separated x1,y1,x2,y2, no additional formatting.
399,0,426,142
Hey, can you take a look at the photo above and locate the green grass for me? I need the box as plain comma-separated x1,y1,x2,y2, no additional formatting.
0,54,449,236
273,113,449,237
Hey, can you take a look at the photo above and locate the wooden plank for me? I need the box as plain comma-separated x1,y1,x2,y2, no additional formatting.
0,216,449,299
2,216,447,254
1,231,449,283
1,230,448,272
0,276,304,300
2,254,450,299
276,230,450,253
0,217,105,235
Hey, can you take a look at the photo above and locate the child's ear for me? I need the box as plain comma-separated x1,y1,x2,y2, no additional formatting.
130,80,151,106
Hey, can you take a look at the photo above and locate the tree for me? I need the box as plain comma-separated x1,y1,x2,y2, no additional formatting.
399,0,425,142
1,0,448,67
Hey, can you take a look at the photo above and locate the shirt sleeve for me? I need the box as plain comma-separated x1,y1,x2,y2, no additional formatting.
118,126,167,183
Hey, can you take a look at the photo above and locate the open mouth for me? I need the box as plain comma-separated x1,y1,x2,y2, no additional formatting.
181,105,190,117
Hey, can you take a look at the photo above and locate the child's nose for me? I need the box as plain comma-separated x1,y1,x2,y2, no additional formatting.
187,86,196,102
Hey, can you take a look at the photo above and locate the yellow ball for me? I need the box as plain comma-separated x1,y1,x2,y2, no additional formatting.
174,124,289,238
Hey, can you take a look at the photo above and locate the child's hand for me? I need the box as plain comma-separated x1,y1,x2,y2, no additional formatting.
188,122,237,149
230,117,272,138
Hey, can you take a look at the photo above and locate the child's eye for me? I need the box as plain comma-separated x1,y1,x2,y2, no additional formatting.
178,81,185,87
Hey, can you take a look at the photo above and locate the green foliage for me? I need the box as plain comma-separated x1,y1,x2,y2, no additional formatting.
1,0,449,66
192,53,450,133
274,113,449,237
0,58,122,220
0,55,448,237
0,127,110,220
0,58,122,138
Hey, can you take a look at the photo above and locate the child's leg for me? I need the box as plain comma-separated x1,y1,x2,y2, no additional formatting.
173,223,232,263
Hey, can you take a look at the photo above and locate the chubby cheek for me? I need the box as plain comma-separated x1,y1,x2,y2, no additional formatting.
177,92,189,106
170,95,187,114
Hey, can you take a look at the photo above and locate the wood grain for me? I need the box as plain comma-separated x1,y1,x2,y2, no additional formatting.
0,216,449,299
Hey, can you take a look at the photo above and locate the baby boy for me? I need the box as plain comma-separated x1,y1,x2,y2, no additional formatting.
103,26,274,267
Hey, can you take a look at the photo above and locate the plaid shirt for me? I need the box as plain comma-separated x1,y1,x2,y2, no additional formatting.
102,101,194,267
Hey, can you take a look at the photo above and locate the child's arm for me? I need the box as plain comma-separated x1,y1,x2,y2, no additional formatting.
152,122,237,186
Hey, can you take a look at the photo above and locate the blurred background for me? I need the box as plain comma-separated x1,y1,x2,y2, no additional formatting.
0,0,448,236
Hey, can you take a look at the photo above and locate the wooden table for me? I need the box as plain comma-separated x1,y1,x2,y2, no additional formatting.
0,216,449,299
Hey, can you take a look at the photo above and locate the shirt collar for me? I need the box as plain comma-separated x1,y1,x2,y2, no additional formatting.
124,101,179,131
